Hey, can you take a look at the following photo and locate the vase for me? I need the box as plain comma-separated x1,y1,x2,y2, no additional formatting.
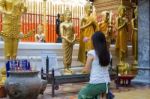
5,71,47,99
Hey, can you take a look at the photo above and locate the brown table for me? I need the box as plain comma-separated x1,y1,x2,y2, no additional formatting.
116,74,135,87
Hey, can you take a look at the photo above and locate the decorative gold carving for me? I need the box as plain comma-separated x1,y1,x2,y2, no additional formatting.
0,0,33,60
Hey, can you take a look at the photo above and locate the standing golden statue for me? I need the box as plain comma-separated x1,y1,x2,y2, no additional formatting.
99,11,112,48
131,6,138,65
0,0,33,60
78,1,98,64
60,8,76,74
115,5,128,65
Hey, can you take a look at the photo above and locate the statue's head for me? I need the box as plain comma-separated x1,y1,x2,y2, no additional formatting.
101,11,110,23
64,8,72,22
37,24,43,34
84,1,93,15
118,5,126,17
134,6,138,19
60,14,64,22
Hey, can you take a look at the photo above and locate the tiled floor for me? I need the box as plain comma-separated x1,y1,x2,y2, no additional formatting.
40,83,150,99
1,82,150,99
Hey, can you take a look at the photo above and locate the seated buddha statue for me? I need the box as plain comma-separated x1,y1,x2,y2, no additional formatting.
35,24,45,43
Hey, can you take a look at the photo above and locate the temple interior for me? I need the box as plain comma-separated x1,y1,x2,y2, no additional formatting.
0,0,150,99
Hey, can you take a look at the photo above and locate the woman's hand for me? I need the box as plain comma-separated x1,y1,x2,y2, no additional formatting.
82,54,94,74
82,67,89,74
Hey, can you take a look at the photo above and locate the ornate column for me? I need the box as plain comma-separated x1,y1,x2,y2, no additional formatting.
132,0,150,85
43,0,47,42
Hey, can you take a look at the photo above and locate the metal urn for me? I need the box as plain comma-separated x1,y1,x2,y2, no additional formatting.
5,71,47,99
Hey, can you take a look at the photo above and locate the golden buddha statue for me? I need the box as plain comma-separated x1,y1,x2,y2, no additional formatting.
0,0,34,60
99,11,109,36
131,6,138,65
78,1,98,64
35,24,45,43
60,8,76,74
115,5,128,65
99,11,112,48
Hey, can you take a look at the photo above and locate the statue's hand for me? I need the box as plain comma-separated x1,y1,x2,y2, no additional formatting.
80,27,85,31
18,32,24,39
71,39,76,45
21,6,27,13
18,29,35,39
3,10,12,15
71,34,77,44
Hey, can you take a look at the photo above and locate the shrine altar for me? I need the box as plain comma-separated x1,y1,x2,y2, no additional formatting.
0,42,80,70
0,41,133,71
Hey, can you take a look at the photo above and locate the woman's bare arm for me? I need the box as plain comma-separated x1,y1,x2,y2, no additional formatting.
82,54,94,73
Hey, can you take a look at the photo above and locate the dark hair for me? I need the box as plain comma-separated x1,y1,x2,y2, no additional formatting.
92,31,110,66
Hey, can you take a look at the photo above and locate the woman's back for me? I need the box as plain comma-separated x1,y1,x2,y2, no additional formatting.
88,50,110,84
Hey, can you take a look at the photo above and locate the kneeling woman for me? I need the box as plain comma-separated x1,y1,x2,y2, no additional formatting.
78,31,111,99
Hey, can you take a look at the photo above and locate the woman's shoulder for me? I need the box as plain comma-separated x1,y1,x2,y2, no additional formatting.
88,50,95,53
87,50,95,56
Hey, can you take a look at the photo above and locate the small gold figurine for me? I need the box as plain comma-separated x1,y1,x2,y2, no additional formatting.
60,8,76,74
0,66,6,85
131,6,138,65
115,5,128,65
118,63,129,75
78,1,98,64
0,0,34,60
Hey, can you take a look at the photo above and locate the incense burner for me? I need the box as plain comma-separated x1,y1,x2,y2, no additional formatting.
5,71,47,99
